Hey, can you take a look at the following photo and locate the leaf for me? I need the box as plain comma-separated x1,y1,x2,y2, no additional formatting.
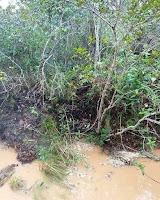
132,160,137,165
130,17,137,21
72,54,78,58
77,1,84,7
151,77,156,83
102,38,108,44
81,51,88,55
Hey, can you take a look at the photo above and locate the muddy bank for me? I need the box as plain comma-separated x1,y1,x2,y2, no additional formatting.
0,110,40,163
0,142,160,200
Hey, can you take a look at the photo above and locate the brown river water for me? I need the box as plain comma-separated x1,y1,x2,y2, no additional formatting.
0,142,160,200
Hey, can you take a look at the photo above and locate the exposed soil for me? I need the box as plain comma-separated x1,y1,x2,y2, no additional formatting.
0,90,159,169
0,110,40,163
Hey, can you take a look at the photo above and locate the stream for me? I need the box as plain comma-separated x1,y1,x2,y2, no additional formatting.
0,142,160,200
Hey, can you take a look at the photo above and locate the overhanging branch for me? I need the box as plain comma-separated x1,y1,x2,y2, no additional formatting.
106,112,160,139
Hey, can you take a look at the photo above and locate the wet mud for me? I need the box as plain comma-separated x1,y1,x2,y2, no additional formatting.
0,142,160,200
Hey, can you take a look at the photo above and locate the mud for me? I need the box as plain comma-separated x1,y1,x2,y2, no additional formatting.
0,142,160,200
0,111,40,163
67,142,160,200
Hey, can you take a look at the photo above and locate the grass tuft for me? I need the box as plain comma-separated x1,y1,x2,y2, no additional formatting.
9,176,25,191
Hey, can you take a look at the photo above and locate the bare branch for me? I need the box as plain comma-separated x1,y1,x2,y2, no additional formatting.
106,112,160,139
145,118,160,126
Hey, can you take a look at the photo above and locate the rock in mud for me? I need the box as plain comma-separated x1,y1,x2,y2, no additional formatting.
103,151,142,167
0,164,18,187
105,172,112,180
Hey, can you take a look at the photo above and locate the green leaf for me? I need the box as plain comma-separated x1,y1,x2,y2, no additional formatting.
130,17,137,21
77,1,84,7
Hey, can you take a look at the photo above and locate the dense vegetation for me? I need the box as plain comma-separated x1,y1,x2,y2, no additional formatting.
0,0,160,178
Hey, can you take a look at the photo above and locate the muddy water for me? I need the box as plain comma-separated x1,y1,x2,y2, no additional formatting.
0,142,160,200
67,143,160,200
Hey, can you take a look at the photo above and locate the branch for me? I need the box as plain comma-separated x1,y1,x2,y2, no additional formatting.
145,118,160,126
106,112,160,139
101,54,129,119
97,43,118,133
0,50,23,75
87,3,113,28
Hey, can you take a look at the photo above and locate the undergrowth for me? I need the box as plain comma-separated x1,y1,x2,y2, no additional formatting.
38,115,79,182
0,0,159,182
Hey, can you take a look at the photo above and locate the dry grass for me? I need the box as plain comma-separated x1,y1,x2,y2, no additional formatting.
40,158,67,181
9,176,25,191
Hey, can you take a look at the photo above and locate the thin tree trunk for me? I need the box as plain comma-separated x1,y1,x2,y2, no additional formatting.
97,41,118,133
94,16,101,68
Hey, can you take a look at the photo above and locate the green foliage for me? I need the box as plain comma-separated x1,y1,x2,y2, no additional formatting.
0,0,159,151
0,70,7,81
29,107,39,116
146,137,156,151
38,115,79,181
139,108,153,118
86,128,111,147
118,66,160,109
126,119,134,126
133,160,146,175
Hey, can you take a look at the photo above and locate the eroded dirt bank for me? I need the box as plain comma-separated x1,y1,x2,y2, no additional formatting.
0,142,160,200
0,111,40,163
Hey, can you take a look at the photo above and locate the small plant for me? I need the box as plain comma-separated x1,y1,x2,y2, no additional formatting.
0,70,7,81
29,107,38,116
98,128,110,147
146,137,156,151
139,108,153,118
86,132,97,144
86,128,112,147
38,148,52,161
9,176,25,191
133,161,146,175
